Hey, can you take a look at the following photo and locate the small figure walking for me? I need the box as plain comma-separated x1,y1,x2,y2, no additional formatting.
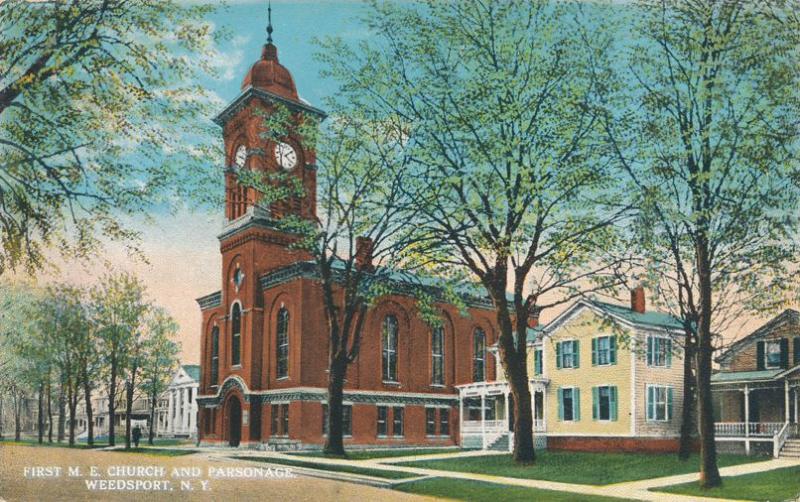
132,425,141,448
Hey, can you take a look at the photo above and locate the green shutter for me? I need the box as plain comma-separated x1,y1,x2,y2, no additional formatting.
592,387,599,420
557,388,564,421
592,338,598,366
610,386,618,421
756,341,765,370
573,340,580,368
666,338,672,367
573,388,581,421
556,342,562,369
647,386,654,420
647,337,653,366
795,337,800,365
610,336,617,365
780,338,789,369
667,387,674,420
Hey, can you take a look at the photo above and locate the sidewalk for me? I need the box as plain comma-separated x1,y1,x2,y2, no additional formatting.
213,449,800,502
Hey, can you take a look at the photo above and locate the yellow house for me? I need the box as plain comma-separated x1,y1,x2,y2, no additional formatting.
457,288,686,453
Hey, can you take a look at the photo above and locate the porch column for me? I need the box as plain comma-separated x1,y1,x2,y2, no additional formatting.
794,387,798,423
481,393,486,450
785,380,790,423
504,390,511,452
168,391,175,434
744,385,750,455
458,390,464,446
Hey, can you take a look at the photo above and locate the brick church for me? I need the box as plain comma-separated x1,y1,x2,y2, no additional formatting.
195,17,499,449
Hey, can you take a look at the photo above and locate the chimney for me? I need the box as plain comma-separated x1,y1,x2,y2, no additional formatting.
630,286,646,313
527,308,541,329
355,236,374,272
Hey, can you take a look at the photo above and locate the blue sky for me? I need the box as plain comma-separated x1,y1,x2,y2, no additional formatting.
205,0,368,107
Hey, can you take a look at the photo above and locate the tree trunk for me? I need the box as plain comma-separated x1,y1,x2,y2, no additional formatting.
125,366,138,450
493,284,535,464
14,393,21,441
37,382,44,444
82,369,94,446
57,382,65,442
68,387,78,446
108,356,117,446
696,239,722,487
323,356,348,457
148,386,158,446
47,381,52,443
508,359,535,463
678,332,696,460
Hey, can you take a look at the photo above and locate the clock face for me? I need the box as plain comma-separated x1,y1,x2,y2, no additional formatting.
234,145,247,169
274,142,297,170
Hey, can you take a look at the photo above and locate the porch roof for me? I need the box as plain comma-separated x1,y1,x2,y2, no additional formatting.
711,369,783,384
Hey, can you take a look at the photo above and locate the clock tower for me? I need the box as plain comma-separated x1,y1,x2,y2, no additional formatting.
210,7,326,394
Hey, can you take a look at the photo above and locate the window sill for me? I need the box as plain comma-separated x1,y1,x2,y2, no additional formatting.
429,384,446,389
231,365,242,369
382,381,401,386
276,377,289,381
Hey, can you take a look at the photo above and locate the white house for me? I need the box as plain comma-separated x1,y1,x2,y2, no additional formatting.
155,364,199,439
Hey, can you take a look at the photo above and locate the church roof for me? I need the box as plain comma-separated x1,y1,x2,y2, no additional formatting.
259,260,496,310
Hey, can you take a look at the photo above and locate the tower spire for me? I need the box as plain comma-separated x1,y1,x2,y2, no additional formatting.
266,1,274,44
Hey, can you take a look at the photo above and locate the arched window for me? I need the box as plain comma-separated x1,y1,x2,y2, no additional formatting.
431,326,444,385
473,328,486,382
210,327,220,386
231,303,241,366
382,315,398,382
276,308,289,379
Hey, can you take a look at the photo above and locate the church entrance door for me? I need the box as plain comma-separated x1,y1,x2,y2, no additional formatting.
227,397,242,447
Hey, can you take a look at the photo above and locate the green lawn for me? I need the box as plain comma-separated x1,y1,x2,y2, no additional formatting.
117,448,198,457
654,465,800,502
396,451,766,485
240,456,419,480
0,439,105,449
395,478,633,502
292,447,465,460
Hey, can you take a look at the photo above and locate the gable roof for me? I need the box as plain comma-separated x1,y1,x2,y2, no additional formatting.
538,298,684,340
716,309,800,364
182,364,201,382
589,300,684,331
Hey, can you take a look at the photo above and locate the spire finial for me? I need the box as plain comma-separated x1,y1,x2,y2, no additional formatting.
266,1,274,44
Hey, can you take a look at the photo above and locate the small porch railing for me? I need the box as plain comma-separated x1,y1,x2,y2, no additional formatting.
714,422,785,437
774,422,790,458
462,420,506,434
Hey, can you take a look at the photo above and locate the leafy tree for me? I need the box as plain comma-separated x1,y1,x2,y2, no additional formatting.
0,281,51,442
318,0,626,463
603,0,800,487
39,284,92,445
0,0,225,274
90,272,148,446
139,307,180,446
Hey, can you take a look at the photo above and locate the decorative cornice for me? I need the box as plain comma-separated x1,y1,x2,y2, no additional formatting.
196,383,458,408
196,291,222,311
214,87,327,126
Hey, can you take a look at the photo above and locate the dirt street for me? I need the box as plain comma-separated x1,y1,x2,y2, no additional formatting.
0,445,434,502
